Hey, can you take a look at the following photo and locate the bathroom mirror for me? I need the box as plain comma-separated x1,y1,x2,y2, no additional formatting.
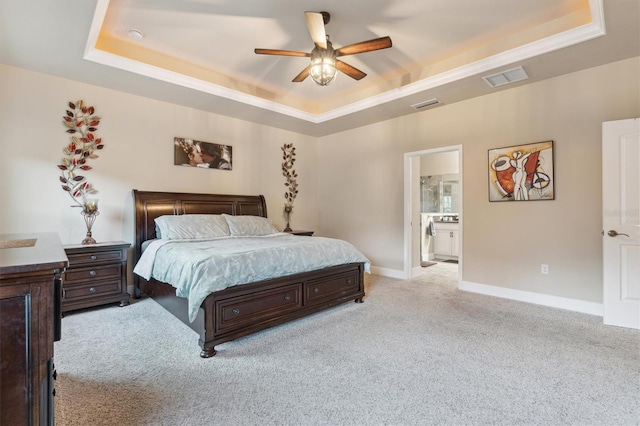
420,174,459,214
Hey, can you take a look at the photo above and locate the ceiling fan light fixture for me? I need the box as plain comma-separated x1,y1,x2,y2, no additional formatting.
254,12,391,85
309,42,337,86
310,57,337,86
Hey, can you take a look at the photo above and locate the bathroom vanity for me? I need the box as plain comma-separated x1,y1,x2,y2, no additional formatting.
433,220,459,259
420,171,460,263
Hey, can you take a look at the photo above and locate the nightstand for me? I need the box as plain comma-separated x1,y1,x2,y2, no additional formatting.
287,230,314,236
62,241,130,313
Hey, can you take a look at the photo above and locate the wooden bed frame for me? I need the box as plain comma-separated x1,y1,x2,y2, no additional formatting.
133,190,365,358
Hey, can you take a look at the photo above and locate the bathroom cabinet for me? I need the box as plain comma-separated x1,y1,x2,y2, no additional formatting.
434,222,459,259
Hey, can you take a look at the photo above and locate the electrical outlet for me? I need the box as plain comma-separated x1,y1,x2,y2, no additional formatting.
541,264,549,274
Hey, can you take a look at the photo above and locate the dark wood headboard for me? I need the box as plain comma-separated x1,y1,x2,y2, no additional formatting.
132,190,267,268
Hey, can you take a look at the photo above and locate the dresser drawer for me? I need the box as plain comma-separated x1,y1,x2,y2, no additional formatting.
66,249,124,266
64,264,121,283
63,280,123,301
305,271,361,306
215,284,303,333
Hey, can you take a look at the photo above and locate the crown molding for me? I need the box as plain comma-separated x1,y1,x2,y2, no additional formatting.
85,0,606,125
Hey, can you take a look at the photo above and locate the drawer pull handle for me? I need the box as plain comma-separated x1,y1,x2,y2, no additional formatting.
232,308,240,315
284,295,291,301
347,279,352,284
89,270,97,277
89,287,97,293
90,255,97,260
313,288,319,293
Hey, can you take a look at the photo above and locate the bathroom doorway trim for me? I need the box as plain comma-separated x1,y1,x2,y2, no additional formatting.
403,145,463,281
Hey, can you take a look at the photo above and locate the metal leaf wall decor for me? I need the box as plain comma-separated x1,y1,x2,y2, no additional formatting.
281,143,298,210
57,100,104,209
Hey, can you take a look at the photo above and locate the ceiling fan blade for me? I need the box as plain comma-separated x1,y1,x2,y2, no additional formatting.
292,65,311,82
335,36,392,57
254,48,310,57
304,11,327,49
336,60,367,80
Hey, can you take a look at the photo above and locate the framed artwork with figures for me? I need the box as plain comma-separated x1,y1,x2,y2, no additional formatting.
174,137,232,171
488,141,554,202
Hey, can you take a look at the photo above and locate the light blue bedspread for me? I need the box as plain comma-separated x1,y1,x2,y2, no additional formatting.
133,233,370,322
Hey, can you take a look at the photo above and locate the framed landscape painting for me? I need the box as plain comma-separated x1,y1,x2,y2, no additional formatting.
488,141,554,202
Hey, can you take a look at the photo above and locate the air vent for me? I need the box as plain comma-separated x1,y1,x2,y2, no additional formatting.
411,98,441,110
482,66,529,88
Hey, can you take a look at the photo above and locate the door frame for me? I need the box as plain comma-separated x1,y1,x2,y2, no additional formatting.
403,145,463,280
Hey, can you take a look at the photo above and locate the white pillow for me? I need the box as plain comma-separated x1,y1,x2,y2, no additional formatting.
222,214,279,236
154,214,230,240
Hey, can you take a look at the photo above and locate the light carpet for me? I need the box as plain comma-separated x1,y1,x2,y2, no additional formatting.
54,263,640,425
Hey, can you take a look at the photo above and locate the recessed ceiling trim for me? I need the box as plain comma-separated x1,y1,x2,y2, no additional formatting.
86,1,322,123
317,5,606,122
84,47,323,123
85,0,109,52
85,0,606,125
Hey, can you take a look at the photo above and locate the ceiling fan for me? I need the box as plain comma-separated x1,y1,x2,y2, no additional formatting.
254,11,392,86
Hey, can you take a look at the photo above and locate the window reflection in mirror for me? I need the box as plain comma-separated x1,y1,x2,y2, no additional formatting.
420,174,459,214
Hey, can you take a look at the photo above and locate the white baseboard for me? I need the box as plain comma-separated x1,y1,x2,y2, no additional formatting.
459,280,603,317
369,268,603,317
411,266,424,277
370,265,406,279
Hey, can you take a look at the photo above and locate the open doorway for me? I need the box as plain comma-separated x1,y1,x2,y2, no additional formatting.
403,146,462,282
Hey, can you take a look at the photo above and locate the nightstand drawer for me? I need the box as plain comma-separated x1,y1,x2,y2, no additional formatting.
64,264,121,283
63,280,123,301
66,249,124,266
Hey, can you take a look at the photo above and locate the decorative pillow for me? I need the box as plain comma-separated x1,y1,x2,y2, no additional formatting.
154,214,230,240
222,214,279,236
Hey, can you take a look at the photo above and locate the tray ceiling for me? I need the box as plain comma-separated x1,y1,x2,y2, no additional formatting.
1,0,638,136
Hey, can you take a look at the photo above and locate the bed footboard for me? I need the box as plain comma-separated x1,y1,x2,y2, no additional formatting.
141,263,364,357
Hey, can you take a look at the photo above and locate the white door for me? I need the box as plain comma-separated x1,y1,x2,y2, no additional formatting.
602,118,640,329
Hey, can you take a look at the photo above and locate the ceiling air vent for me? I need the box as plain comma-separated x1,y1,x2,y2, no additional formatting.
482,66,529,88
411,98,441,110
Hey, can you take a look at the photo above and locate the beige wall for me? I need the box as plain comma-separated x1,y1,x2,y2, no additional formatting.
0,64,318,245
316,57,640,303
1,57,638,306
420,150,459,176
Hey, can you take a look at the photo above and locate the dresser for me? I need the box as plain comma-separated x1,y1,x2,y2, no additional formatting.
0,232,68,426
62,241,130,313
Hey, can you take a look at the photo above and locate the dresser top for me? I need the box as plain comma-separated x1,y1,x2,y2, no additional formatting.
0,232,68,277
